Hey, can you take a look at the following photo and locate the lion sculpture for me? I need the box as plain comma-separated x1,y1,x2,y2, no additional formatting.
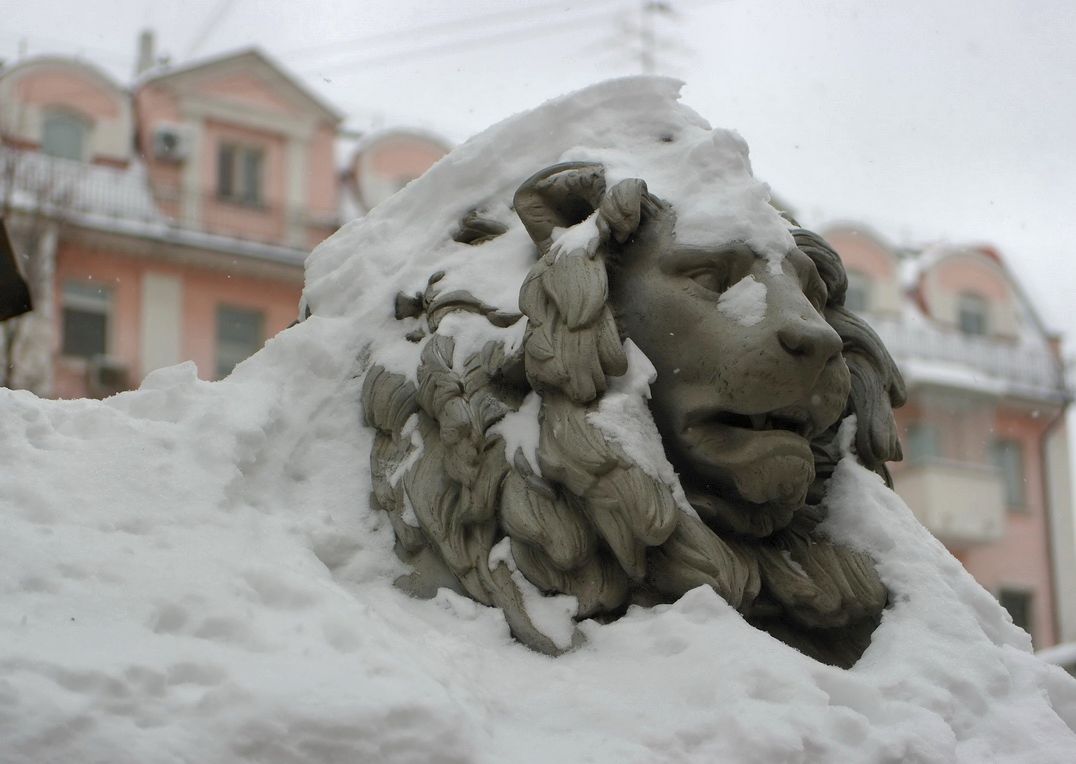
357,95,905,669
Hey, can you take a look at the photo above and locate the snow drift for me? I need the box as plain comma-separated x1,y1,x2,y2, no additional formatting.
1,78,1075,763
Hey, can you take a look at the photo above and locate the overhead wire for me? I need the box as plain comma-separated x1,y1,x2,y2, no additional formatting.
295,4,627,75
278,0,632,64
184,0,240,58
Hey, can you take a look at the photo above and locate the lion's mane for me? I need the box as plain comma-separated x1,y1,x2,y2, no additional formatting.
361,163,905,664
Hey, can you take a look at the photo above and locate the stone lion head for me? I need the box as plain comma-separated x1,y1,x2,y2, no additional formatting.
360,159,906,668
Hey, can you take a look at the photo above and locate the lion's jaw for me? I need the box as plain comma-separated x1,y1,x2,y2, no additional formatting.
671,359,850,536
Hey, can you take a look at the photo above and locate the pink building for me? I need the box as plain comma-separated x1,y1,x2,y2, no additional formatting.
825,224,1075,648
343,129,450,215
0,42,448,400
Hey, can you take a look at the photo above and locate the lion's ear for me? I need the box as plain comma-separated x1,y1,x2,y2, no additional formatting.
514,162,607,252
515,163,653,252
598,178,652,244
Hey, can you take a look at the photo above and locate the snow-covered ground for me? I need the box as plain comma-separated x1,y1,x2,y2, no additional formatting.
2,78,1075,763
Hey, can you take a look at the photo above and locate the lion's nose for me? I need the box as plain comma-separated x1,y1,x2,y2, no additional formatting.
777,320,842,364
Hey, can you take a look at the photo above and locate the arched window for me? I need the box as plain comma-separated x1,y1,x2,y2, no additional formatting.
957,292,989,335
844,269,871,313
42,110,90,161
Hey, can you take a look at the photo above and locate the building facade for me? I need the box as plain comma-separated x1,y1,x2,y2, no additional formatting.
0,44,449,401
0,49,338,398
826,224,1075,648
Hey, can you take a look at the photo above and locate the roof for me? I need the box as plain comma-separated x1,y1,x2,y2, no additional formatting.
0,55,127,95
824,222,1061,342
137,47,342,124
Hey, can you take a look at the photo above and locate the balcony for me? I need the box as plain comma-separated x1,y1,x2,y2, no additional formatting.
892,459,1005,547
0,146,335,259
865,314,1068,403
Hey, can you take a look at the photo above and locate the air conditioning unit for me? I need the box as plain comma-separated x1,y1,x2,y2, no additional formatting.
153,124,191,162
86,355,128,398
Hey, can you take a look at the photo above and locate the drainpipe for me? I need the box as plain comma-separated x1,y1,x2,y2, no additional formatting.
1041,391,1072,647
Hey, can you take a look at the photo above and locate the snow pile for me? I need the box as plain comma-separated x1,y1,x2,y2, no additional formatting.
2,78,1075,763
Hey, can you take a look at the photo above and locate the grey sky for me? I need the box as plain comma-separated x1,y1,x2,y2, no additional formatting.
3,0,1075,348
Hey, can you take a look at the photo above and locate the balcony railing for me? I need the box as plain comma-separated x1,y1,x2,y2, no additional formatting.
865,314,1067,402
0,146,337,253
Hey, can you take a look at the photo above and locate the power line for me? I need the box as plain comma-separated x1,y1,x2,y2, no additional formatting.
279,0,632,63
185,0,240,58
296,5,624,75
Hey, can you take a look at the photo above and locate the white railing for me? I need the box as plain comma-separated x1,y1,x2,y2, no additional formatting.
865,314,1067,401
0,146,335,251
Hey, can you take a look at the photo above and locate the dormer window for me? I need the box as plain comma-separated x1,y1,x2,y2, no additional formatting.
957,292,989,336
42,110,90,161
845,269,871,313
217,143,265,206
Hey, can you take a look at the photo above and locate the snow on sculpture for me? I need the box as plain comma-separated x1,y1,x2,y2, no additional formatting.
359,119,905,665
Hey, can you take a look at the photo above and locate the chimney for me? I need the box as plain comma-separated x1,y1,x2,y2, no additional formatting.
136,30,156,76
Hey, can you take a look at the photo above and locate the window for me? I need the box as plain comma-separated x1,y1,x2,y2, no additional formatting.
216,305,264,378
42,111,90,161
217,143,265,205
904,422,940,464
991,438,1026,509
998,589,1033,641
845,270,871,313
61,281,111,359
957,292,989,336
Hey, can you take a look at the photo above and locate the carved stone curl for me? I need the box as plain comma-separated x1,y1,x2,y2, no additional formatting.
362,162,906,668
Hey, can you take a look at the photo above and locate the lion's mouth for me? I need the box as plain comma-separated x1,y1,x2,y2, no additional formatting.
695,407,815,439
676,404,818,510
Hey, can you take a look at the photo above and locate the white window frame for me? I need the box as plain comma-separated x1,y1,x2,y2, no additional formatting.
215,304,265,378
844,269,871,313
41,109,91,162
217,142,266,207
957,291,990,336
992,437,1027,511
61,280,112,359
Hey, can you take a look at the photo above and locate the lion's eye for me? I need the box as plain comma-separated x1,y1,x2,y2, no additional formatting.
688,268,732,294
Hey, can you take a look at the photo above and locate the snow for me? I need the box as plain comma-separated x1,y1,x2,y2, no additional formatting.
489,391,542,476
2,77,1075,763
488,538,578,651
550,211,601,260
588,341,695,516
560,128,793,268
717,274,768,326
387,414,422,487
